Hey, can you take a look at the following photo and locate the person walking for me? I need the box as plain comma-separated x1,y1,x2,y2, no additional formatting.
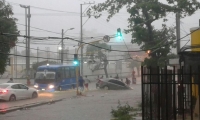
84,75,90,91
125,78,130,86
100,75,103,79
115,74,119,79
79,76,85,95
7,78,14,83
132,70,136,84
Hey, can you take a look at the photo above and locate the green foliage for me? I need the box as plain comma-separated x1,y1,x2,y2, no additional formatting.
0,0,18,74
111,101,134,120
87,0,200,66
32,60,58,71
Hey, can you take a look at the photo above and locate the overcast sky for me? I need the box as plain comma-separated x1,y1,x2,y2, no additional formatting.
5,0,200,53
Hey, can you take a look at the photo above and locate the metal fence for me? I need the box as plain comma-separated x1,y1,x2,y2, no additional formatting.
141,66,200,120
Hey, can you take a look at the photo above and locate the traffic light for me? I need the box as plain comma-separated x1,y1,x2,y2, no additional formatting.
73,54,79,66
117,28,122,40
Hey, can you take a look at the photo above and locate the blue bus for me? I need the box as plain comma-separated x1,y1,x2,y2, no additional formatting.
34,65,78,92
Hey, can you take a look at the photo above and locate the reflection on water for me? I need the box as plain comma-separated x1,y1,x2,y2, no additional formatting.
38,93,53,97
0,104,9,109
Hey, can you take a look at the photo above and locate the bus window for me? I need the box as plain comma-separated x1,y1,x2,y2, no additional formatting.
57,68,64,81
59,67,65,80
65,67,70,78
70,67,76,78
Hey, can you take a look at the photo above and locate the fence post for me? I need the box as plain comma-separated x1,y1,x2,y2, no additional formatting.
141,66,144,120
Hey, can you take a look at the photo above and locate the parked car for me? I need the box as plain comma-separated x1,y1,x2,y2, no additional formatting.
96,78,131,90
0,83,38,101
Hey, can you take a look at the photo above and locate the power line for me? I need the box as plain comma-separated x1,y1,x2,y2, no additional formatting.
16,23,61,35
0,51,73,61
7,1,80,14
0,40,72,55
1,26,198,53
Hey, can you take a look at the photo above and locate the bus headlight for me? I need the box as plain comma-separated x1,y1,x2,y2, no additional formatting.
48,85,54,89
34,84,38,88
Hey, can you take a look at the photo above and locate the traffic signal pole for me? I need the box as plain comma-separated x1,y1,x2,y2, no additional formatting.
61,29,64,64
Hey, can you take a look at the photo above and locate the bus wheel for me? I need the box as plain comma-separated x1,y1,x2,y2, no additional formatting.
58,86,62,91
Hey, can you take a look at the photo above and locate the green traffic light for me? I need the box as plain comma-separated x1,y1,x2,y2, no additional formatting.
73,61,78,65
117,32,121,36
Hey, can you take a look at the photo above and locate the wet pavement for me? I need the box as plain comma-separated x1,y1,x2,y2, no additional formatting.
0,84,141,120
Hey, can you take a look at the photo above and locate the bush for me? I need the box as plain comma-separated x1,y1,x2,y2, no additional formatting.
111,101,135,120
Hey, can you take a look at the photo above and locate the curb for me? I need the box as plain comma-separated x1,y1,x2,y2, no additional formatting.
0,98,65,114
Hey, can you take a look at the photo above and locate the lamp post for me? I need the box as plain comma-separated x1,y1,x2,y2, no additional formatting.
75,36,110,95
60,28,75,64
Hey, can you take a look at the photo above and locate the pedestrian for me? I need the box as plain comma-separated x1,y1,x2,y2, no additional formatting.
100,75,103,79
84,75,90,91
79,76,85,95
121,78,123,82
7,78,14,83
125,78,130,86
110,75,112,78
132,70,136,84
115,74,119,79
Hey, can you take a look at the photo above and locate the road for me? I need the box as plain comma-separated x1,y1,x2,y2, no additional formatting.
0,82,98,110
0,84,141,120
0,79,141,120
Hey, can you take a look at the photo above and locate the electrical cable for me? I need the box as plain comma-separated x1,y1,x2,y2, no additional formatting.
122,39,142,62
0,51,73,61
182,39,191,48
0,50,136,62
6,1,80,14
1,39,130,59
1,28,198,53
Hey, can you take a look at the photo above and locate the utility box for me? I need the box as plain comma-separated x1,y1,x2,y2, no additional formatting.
190,27,200,51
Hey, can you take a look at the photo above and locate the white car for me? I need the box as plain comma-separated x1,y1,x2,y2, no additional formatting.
0,83,38,101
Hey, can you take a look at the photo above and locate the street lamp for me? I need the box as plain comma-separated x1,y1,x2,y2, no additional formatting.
58,46,62,50
64,28,74,34
75,35,110,95
60,28,75,64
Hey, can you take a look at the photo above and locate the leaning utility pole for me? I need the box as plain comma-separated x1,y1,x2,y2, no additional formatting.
61,29,64,64
176,13,180,54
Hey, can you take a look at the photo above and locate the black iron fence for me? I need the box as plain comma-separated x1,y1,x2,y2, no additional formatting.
141,66,200,120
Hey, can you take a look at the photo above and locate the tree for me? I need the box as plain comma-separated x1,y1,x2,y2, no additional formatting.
123,52,141,76
86,42,111,78
87,0,200,67
0,0,18,74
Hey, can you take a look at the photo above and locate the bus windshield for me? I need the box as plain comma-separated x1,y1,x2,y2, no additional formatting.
35,72,56,84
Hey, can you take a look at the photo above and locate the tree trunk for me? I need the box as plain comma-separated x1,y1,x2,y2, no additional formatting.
104,62,108,78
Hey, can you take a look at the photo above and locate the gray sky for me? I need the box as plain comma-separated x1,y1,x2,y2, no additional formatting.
5,0,200,53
